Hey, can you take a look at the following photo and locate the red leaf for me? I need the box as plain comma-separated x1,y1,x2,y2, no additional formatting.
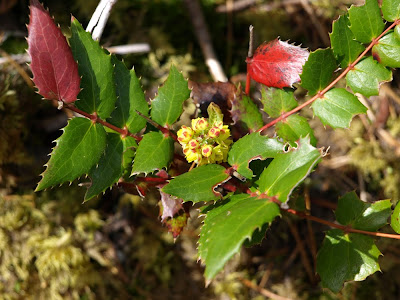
28,0,80,103
246,39,309,89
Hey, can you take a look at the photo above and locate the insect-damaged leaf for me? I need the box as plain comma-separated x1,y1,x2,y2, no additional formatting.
28,0,80,103
198,194,280,281
228,133,284,179
246,39,309,89
257,136,321,203
36,117,106,191
162,164,230,203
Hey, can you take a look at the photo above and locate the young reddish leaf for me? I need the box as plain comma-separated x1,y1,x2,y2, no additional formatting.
28,0,80,103
246,39,309,89
159,191,183,221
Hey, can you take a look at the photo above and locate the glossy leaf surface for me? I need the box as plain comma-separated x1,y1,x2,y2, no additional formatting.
346,57,392,97
311,88,367,128
300,49,337,95
131,132,174,175
151,65,190,127
348,0,385,43
317,230,381,293
381,0,400,22
199,194,280,281
391,201,400,234
28,0,80,103
108,57,148,133
36,118,106,191
246,39,309,88
335,191,392,231
372,32,400,68
276,114,316,146
162,164,230,203
228,133,284,179
260,87,297,118
257,137,321,202
330,14,365,68
70,19,117,119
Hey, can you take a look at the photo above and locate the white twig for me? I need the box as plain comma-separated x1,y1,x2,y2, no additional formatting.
107,43,151,55
86,0,118,41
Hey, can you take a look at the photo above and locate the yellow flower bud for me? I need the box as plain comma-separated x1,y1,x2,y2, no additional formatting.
192,117,209,132
208,126,221,138
187,139,200,149
201,144,213,158
177,125,193,144
185,148,202,163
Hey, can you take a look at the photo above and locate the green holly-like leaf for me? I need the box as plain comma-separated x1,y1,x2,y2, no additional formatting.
300,49,337,96
108,57,148,133
260,87,298,118
257,137,321,203
198,194,280,281
346,57,392,97
162,164,230,203
311,88,367,129
372,32,400,68
122,136,137,175
381,0,400,22
348,0,385,44
228,133,284,179
231,94,263,132
335,191,392,231
330,14,365,68
150,65,190,127
395,25,400,40
70,18,116,119
85,133,137,201
391,201,400,234
276,114,317,146
36,117,106,191
316,229,381,293
131,131,174,175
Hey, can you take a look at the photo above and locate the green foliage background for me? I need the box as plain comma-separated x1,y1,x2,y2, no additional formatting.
1,0,400,299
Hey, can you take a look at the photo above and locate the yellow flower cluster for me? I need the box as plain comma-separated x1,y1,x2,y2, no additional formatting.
177,117,232,165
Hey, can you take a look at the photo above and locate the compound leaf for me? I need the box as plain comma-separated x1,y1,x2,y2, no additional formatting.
346,57,392,97
151,65,190,127
317,229,381,293
131,131,174,175
260,87,298,118
70,18,117,119
348,0,385,43
257,137,321,202
228,133,284,179
198,194,280,281
311,88,367,128
162,164,230,203
372,32,400,68
108,57,148,133
335,191,392,231
300,49,337,95
231,94,263,132
27,0,80,104
330,14,365,68
391,201,400,234
246,39,309,88
276,114,317,146
381,0,400,22
85,133,136,201
36,117,106,191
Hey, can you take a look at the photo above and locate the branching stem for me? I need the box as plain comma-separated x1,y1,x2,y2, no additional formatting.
257,20,400,133
64,103,142,141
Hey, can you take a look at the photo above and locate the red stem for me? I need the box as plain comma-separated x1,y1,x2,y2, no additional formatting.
257,20,400,133
65,104,142,141
245,65,251,95
284,208,400,240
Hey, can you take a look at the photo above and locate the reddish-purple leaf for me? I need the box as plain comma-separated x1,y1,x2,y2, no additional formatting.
159,191,183,221
246,39,309,89
28,0,80,103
